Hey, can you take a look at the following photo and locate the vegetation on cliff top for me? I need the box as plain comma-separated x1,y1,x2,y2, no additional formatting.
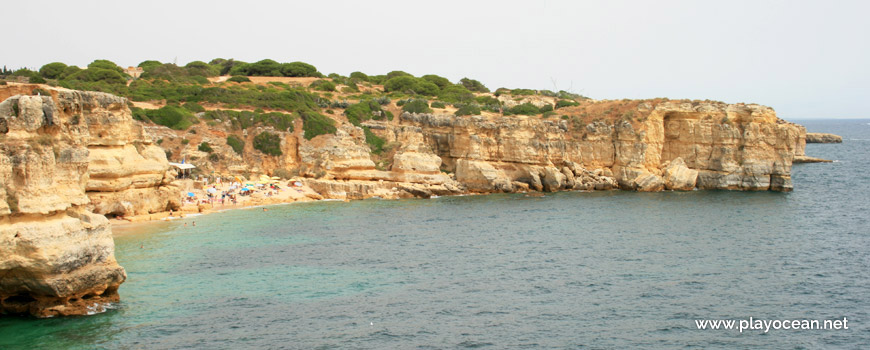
0,58,597,154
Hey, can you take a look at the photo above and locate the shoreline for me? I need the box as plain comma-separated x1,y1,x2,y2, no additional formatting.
110,179,328,234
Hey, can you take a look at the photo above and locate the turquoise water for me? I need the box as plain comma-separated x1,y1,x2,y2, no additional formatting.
1,119,869,349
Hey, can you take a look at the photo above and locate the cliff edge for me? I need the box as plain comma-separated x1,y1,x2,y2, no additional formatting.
0,84,175,317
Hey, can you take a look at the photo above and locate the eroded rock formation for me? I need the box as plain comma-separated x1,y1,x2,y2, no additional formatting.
0,84,175,317
372,101,802,193
179,99,808,196
806,132,843,143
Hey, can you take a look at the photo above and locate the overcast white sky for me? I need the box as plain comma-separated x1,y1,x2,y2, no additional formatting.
3,0,867,119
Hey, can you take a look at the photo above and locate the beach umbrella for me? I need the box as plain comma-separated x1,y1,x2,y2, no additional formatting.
271,176,281,180
207,188,218,194
187,192,195,197
294,181,303,187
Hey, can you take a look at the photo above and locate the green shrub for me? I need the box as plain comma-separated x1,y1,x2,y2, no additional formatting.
367,75,387,84
430,101,446,108
39,62,68,79
386,70,412,79
542,111,557,118
310,79,336,92
208,153,221,162
375,96,390,105
459,78,489,92
402,99,432,114
511,88,536,96
253,131,282,156
363,126,385,154
437,84,474,103
341,82,359,93
540,104,554,112
182,138,190,145
475,95,499,105
422,74,451,89
242,59,281,76
300,110,336,140
139,63,200,84
203,109,296,131
88,59,124,73
506,102,540,116
227,75,250,83
131,107,150,122
185,61,220,77
145,105,197,130
198,142,214,153
349,71,369,82
454,104,481,116
226,135,244,154
345,99,389,126
129,81,320,111
493,87,511,96
555,100,580,109
228,60,321,77
384,76,439,95
156,138,164,145
211,58,245,75
280,62,319,77
383,76,415,93
182,102,205,113
138,60,162,71
558,90,588,100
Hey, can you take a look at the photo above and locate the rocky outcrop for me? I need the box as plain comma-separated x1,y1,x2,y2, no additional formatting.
806,132,842,143
292,124,463,199
0,84,173,317
397,100,802,193
662,157,698,191
132,94,814,198
0,86,122,316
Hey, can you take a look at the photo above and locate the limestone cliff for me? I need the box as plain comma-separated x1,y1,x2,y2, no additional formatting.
0,84,174,317
158,98,806,196
372,100,802,193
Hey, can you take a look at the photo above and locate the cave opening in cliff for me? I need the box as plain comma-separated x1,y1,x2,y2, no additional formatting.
2,293,37,305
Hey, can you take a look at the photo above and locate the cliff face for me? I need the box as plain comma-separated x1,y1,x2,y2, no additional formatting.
162,99,803,196
370,100,802,193
0,84,174,317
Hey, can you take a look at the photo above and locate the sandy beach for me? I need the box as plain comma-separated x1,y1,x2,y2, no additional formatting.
109,177,327,233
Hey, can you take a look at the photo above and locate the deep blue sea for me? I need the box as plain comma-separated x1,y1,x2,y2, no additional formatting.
1,119,868,349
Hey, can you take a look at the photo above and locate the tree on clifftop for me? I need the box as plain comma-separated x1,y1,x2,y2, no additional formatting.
39,62,67,79
459,77,489,93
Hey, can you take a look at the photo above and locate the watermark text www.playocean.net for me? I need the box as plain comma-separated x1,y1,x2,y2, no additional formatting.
695,317,849,333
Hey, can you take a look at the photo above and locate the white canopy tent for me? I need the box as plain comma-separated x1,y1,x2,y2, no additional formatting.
168,162,196,178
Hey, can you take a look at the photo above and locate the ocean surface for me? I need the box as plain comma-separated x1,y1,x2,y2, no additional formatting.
1,119,869,349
